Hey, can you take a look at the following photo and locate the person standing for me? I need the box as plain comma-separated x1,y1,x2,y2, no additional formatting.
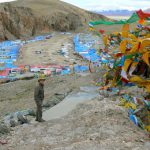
34,74,46,122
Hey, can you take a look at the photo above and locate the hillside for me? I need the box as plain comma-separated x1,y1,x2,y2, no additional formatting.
0,0,105,41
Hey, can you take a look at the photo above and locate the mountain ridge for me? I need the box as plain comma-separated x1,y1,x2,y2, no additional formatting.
95,9,134,16
0,0,106,41
93,8,150,16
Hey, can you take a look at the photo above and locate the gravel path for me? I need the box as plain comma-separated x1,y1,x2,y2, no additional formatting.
43,86,99,120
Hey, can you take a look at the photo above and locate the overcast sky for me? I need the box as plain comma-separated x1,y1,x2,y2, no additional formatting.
0,0,150,11
0,0,16,3
61,0,150,11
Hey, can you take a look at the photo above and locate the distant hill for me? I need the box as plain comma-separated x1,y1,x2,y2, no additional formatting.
145,8,150,13
0,0,106,41
94,9,150,17
94,9,134,16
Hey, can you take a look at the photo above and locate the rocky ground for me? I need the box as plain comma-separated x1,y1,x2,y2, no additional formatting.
0,66,149,149
1,94,149,150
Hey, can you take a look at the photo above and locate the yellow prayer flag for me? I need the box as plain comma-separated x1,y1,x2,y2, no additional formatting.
145,34,150,38
129,34,137,41
129,75,143,83
122,24,129,38
145,126,150,132
130,42,140,53
139,38,150,53
142,52,150,66
103,35,108,46
123,59,132,72
119,40,127,53
145,84,150,93
103,72,108,77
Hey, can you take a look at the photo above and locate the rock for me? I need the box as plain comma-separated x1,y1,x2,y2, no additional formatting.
22,123,29,128
10,119,18,127
20,140,25,144
54,93,65,100
43,95,63,108
99,90,109,97
43,101,52,108
65,89,73,96
51,95,62,102
3,109,33,128
4,114,16,127
17,113,28,124
0,124,10,135
4,115,12,127
31,139,36,143
131,147,141,150
98,95,104,101
144,142,150,149
43,89,72,108
125,142,133,147
51,101,59,106
28,109,36,116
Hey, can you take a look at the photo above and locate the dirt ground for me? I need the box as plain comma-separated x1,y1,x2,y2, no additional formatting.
0,69,149,149
16,32,84,66
0,32,149,149
0,32,93,120
1,94,149,150
0,72,97,120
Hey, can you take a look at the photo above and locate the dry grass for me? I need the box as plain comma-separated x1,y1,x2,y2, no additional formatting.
94,23,137,34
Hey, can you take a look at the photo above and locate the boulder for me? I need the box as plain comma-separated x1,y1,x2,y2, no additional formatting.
0,124,10,135
17,113,28,124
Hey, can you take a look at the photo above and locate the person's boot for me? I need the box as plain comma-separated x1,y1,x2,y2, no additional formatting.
38,119,46,122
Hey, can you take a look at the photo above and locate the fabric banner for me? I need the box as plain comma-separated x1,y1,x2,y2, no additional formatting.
89,13,139,26
122,24,129,38
136,10,150,20
142,52,150,66
119,40,127,54
89,10,150,26
123,59,132,72
129,62,138,76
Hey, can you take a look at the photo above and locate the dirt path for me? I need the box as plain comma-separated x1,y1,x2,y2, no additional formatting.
43,86,99,120
16,33,82,66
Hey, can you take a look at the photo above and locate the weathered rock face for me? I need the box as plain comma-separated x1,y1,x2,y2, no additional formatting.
0,4,48,41
0,5,34,40
0,0,105,41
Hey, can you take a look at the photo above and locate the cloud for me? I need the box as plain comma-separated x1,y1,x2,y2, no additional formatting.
0,0,16,3
1,0,150,11
61,0,150,11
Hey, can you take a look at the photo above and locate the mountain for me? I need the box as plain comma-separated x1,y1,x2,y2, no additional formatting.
94,9,150,17
0,0,106,41
94,9,134,16
145,8,150,13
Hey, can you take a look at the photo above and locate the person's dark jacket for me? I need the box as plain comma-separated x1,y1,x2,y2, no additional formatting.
34,84,44,102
